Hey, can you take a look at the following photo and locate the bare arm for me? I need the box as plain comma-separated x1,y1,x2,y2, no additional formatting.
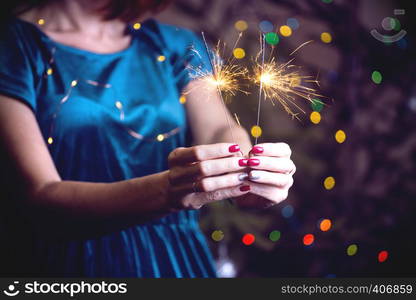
183,80,252,154
0,91,250,237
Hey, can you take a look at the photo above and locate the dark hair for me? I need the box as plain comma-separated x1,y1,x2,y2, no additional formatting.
2,0,171,22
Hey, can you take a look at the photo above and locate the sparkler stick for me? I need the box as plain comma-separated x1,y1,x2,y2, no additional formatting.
255,34,266,145
201,32,237,144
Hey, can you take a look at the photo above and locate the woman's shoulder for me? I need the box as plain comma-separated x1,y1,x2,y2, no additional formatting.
137,19,201,54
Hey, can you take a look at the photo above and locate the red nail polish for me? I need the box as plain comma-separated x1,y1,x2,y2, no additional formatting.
251,146,264,154
247,158,260,166
229,144,240,153
240,185,250,192
238,159,248,166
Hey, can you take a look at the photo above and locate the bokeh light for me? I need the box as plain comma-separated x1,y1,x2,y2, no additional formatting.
303,234,315,246
211,230,224,242
311,98,324,112
310,111,321,124
133,23,141,30
286,18,299,30
47,137,53,145
233,48,246,59
259,20,274,33
324,176,335,190
281,204,294,218
251,125,262,138
347,244,358,256
378,250,389,263
37,18,45,25
371,71,382,84
242,233,255,245
279,25,292,37
156,134,165,142
335,130,346,143
234,20,248,31
179,95,186,104
157,55,166,62
320,32,332,43
46,68,53,76
265,32,279,45
269,230,281,242
319,219,332,231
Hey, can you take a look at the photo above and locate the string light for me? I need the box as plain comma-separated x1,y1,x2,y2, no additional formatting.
319,219,332,231
37,18,45,25
179,95,187,104
378,250,389,263
321,32,332,43
133,23,141,30
335,130,346,143
44,46,181,145
347,244,358,256
157,55,166,62
310,111,321,124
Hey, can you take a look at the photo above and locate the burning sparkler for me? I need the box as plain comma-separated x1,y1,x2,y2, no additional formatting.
253,37,323,143
186,32,248,144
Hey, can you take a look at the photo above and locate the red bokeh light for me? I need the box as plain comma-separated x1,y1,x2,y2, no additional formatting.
378,250,389,263
303,234,315,246
242,233,255,245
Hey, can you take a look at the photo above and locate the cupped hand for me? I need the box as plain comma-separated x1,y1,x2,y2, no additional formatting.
166,143,251,210
234,143,296,209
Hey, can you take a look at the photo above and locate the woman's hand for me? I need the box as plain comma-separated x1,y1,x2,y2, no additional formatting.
234,143,296,209
166,143,251,210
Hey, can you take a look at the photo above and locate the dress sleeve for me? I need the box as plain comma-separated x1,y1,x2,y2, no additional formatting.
0,23,37,112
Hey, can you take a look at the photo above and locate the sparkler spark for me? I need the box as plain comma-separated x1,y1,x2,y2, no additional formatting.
187,32,248,102
253,39,323,120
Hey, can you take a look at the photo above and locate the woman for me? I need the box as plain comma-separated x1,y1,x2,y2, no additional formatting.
0,0,295,277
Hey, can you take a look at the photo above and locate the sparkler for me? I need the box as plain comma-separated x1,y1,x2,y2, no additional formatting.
253,37,323,143
188,32,248,144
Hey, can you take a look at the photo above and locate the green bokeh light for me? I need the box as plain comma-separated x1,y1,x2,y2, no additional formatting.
371,71,382,84
265,32,279,45
311,98,324,112
269,230,281,242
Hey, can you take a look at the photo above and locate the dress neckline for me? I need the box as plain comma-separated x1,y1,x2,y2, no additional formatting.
14,17,139,58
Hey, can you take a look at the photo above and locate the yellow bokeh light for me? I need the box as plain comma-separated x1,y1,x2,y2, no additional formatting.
46,68,53,75
324,176,335,190
179,95,186,104
156,134,165,142
211,230,224,242
37,19,45,25
234,20,248,31
115,101,123,109
157,55,166,62
347,244,358,256
320,219,332,231
251,125,262,138
280,25,292,37
321,32,332,43
233,48,245,59
335,130,346,143
71,80,78,87
133,23,141,30
310,111,321,124
47,137,53,144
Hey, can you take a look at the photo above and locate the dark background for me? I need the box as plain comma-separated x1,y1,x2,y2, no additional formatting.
157,0,416,277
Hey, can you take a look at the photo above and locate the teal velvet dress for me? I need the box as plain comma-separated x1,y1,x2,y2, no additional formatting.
0,18,217,277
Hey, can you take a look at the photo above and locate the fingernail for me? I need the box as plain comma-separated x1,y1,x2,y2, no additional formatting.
249,171,260,180
238,173,249,181
238,159,249,166
229,144,240,153
239,185,250,192
251,146,263,154
247,158,260,166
